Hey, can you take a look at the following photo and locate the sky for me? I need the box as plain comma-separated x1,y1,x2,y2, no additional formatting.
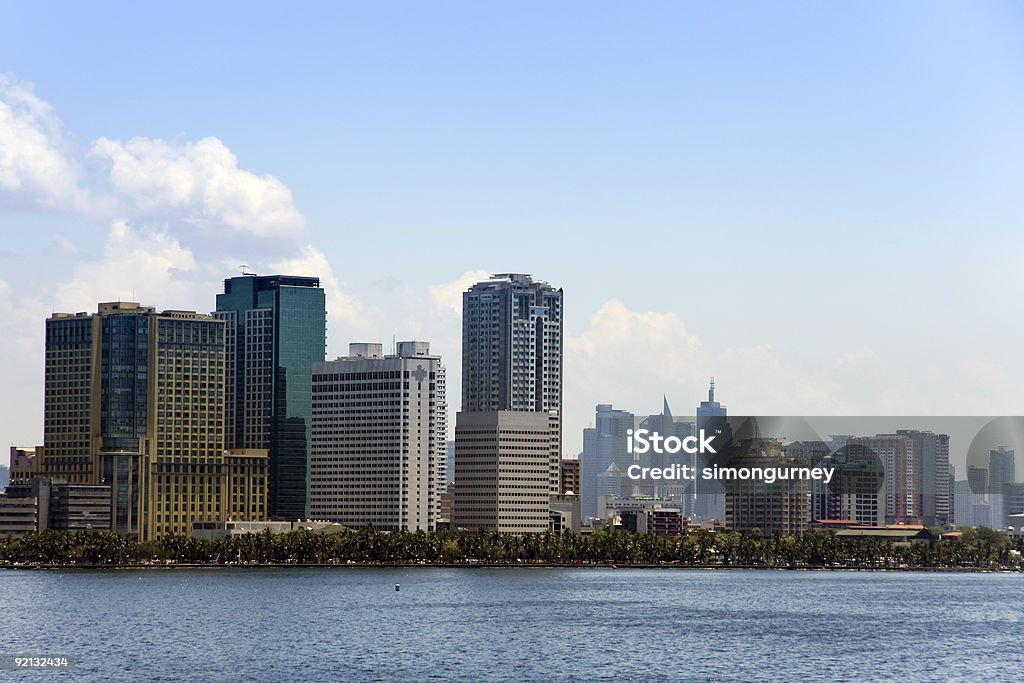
1,2,1023,468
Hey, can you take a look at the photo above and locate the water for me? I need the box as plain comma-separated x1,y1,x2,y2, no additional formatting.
0,568,1022,682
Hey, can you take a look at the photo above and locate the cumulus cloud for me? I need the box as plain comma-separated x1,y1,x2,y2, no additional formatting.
0,75,306,239
89,136,306,237
429,269,492,316
0,76,88,212
269,245,375,350
53,221,201,313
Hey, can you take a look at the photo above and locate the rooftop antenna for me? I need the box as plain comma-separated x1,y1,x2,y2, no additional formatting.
709,376,716,403
240,264,255,276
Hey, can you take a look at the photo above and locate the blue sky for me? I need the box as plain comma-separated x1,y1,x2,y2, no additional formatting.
1,2,1023,462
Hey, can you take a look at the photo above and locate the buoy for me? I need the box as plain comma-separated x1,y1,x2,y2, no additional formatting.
395,584,400,591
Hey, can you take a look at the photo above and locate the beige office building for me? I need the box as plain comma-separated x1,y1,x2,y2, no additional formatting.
453,411,551,534
38,302,267,541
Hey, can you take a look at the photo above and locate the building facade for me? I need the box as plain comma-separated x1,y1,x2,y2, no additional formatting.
310,341,447,531
580,404,634,521
724,441,810,536
462,274,563,493
215,274,326,520
39,302,267,541
452,411,551,534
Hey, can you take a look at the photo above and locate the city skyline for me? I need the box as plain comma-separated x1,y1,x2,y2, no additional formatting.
2,4,1024,460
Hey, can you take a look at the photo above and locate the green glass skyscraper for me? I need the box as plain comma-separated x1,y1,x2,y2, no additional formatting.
215,275,326,519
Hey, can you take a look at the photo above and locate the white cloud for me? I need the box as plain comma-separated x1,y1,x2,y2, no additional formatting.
53,221,200,313
0,75,88,212
89,136,306,237
564,299,708,453
50,232,81,257
269,245,375,353
429,269,491,316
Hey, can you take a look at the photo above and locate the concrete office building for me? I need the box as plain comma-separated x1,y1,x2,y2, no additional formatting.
848,433,918,524
461,274,563,493
725,440,810,536
9,447,39,486
452,411,551,534
897,430,951,527
215,274,326,520
310,341,447,531
2,477,112,534
560,458,580,495
39,302,267,541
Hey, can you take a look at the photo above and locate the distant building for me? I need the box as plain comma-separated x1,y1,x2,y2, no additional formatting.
559,459,580,495
989,447,1016,528
602,497,685,536
695,380,728,521
310,341,447,531
549,494,581,533
848,433,918,524
446,441,456,487
783,440,833,522
1001,483,1024,531
580,404,634,520
192,520,293,540
0,496,37,537
215,274,327,520
462,274,563,494
453,411,551,534
897,430,951,526
0,477,112,536
819,444,886,527
9,446,39,485
967,465,988,496
724,440,810,536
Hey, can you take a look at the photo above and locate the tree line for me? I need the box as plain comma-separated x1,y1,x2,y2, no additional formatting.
0,527,1020,569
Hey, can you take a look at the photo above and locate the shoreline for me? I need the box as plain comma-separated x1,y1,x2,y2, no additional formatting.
1,562,1020,573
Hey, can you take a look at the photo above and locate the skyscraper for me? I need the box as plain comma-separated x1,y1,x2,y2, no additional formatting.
215,274,326,520
461,273,563,492
989,447,1016,529
580,404,634,520
310,341,447,531
41,302,268,540
695,379,728,521
849,433,918,524
897,430,951,527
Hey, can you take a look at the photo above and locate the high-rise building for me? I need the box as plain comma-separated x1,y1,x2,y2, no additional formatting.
695,380,728,521
310,341,447,531
696,378,726,429
215,274,326,520
452,411,551,534
724,439,810,535
989,447,1016,529
461,273,563,492
40,302,268,540
580,404,634,520
897,430,950,527
819,444,886,526
967,465,988,497
849,433,919,524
